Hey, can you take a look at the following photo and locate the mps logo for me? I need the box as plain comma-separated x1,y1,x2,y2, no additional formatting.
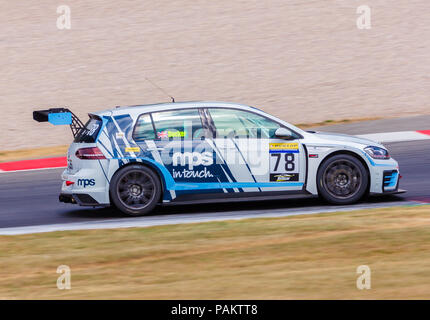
77,179,96,188
172,152,213,170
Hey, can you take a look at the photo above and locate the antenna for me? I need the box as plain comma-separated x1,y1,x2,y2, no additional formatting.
144,77,175,103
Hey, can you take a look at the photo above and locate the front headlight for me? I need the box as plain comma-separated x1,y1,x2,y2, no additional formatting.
364,146,390,159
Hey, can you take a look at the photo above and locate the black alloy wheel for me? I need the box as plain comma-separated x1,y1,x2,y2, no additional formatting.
317,154,369,205
110,165,161,216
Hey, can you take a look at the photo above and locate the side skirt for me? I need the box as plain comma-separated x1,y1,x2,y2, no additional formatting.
162,190,314,206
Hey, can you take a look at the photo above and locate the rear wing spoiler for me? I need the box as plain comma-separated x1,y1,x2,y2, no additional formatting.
33,108,85,138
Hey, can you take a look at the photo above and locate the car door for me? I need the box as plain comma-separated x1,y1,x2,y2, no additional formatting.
146,108,217,184
133,107,258,195
206,107,307,193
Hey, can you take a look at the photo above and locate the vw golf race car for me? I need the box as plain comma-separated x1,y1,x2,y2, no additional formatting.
34,102,402,216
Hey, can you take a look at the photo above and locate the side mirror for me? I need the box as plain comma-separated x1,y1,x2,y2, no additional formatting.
275,127,295,140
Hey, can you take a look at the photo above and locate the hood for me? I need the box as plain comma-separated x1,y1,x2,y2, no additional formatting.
309,131,384,147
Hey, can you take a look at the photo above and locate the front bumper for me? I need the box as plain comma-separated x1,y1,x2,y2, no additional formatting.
365,154,404,194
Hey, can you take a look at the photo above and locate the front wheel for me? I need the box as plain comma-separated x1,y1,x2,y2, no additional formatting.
317,154,369,205
110,165,162,216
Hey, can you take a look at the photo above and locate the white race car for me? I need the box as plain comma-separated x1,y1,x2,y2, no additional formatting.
34,101,403,216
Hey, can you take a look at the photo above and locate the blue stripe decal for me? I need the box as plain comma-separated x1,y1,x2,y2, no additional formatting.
173,182,304,191
98,140,114,158
113,157,176,189
97,159,110,184
111,157,303,192
96,117,109,142
363,153,394,167
269,150,300,153
210,141,239,184
231,139,260,192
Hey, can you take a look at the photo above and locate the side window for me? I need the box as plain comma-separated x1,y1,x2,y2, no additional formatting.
152,109,204,140
133,114,155,141
208,108,280,139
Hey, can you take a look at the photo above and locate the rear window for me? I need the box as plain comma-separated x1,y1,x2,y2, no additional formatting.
74,117,103,143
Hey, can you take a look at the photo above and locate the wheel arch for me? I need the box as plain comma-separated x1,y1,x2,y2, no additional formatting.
317,149,371,193
110,160,166,200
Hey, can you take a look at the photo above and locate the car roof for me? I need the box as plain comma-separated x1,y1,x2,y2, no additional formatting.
91,100,310,137
93,101,261,117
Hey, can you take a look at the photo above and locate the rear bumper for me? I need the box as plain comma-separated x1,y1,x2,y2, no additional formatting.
61,168,111,205
59,193,106,206
59,194,76,204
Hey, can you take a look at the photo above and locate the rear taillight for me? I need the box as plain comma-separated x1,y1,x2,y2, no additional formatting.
75,147,106,160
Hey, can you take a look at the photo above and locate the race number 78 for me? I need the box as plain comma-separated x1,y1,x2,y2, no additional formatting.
271,153,295,172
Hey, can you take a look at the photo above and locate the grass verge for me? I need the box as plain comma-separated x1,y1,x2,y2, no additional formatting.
1,205,430,299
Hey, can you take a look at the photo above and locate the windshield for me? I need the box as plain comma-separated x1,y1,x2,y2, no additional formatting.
74,116,103,143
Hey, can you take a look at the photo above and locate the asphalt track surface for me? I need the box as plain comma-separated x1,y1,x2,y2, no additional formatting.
0,136,429,233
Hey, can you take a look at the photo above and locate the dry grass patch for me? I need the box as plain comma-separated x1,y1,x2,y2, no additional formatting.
295,117,382,129
1,205,430,299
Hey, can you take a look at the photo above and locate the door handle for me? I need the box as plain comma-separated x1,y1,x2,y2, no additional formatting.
147,147,164,152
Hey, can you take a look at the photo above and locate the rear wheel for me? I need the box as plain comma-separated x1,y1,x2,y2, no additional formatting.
110,165,161,216
317,154,369,205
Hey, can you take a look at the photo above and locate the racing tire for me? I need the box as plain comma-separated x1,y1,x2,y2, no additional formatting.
110,164,162,216
317,154,369,205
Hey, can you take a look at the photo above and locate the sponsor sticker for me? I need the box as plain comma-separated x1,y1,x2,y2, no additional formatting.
77,179,96,187
269,143,299,153
157,131,187,139
172,152,213,170
269,143,300,181
168,131,186,138
171,152,215,179
125,147,140,153
270,173,299,182
116,132,125,139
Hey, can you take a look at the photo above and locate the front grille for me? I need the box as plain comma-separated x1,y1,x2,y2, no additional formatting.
383,170,398,191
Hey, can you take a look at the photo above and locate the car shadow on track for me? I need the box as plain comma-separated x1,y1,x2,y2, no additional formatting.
62,194,407,220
